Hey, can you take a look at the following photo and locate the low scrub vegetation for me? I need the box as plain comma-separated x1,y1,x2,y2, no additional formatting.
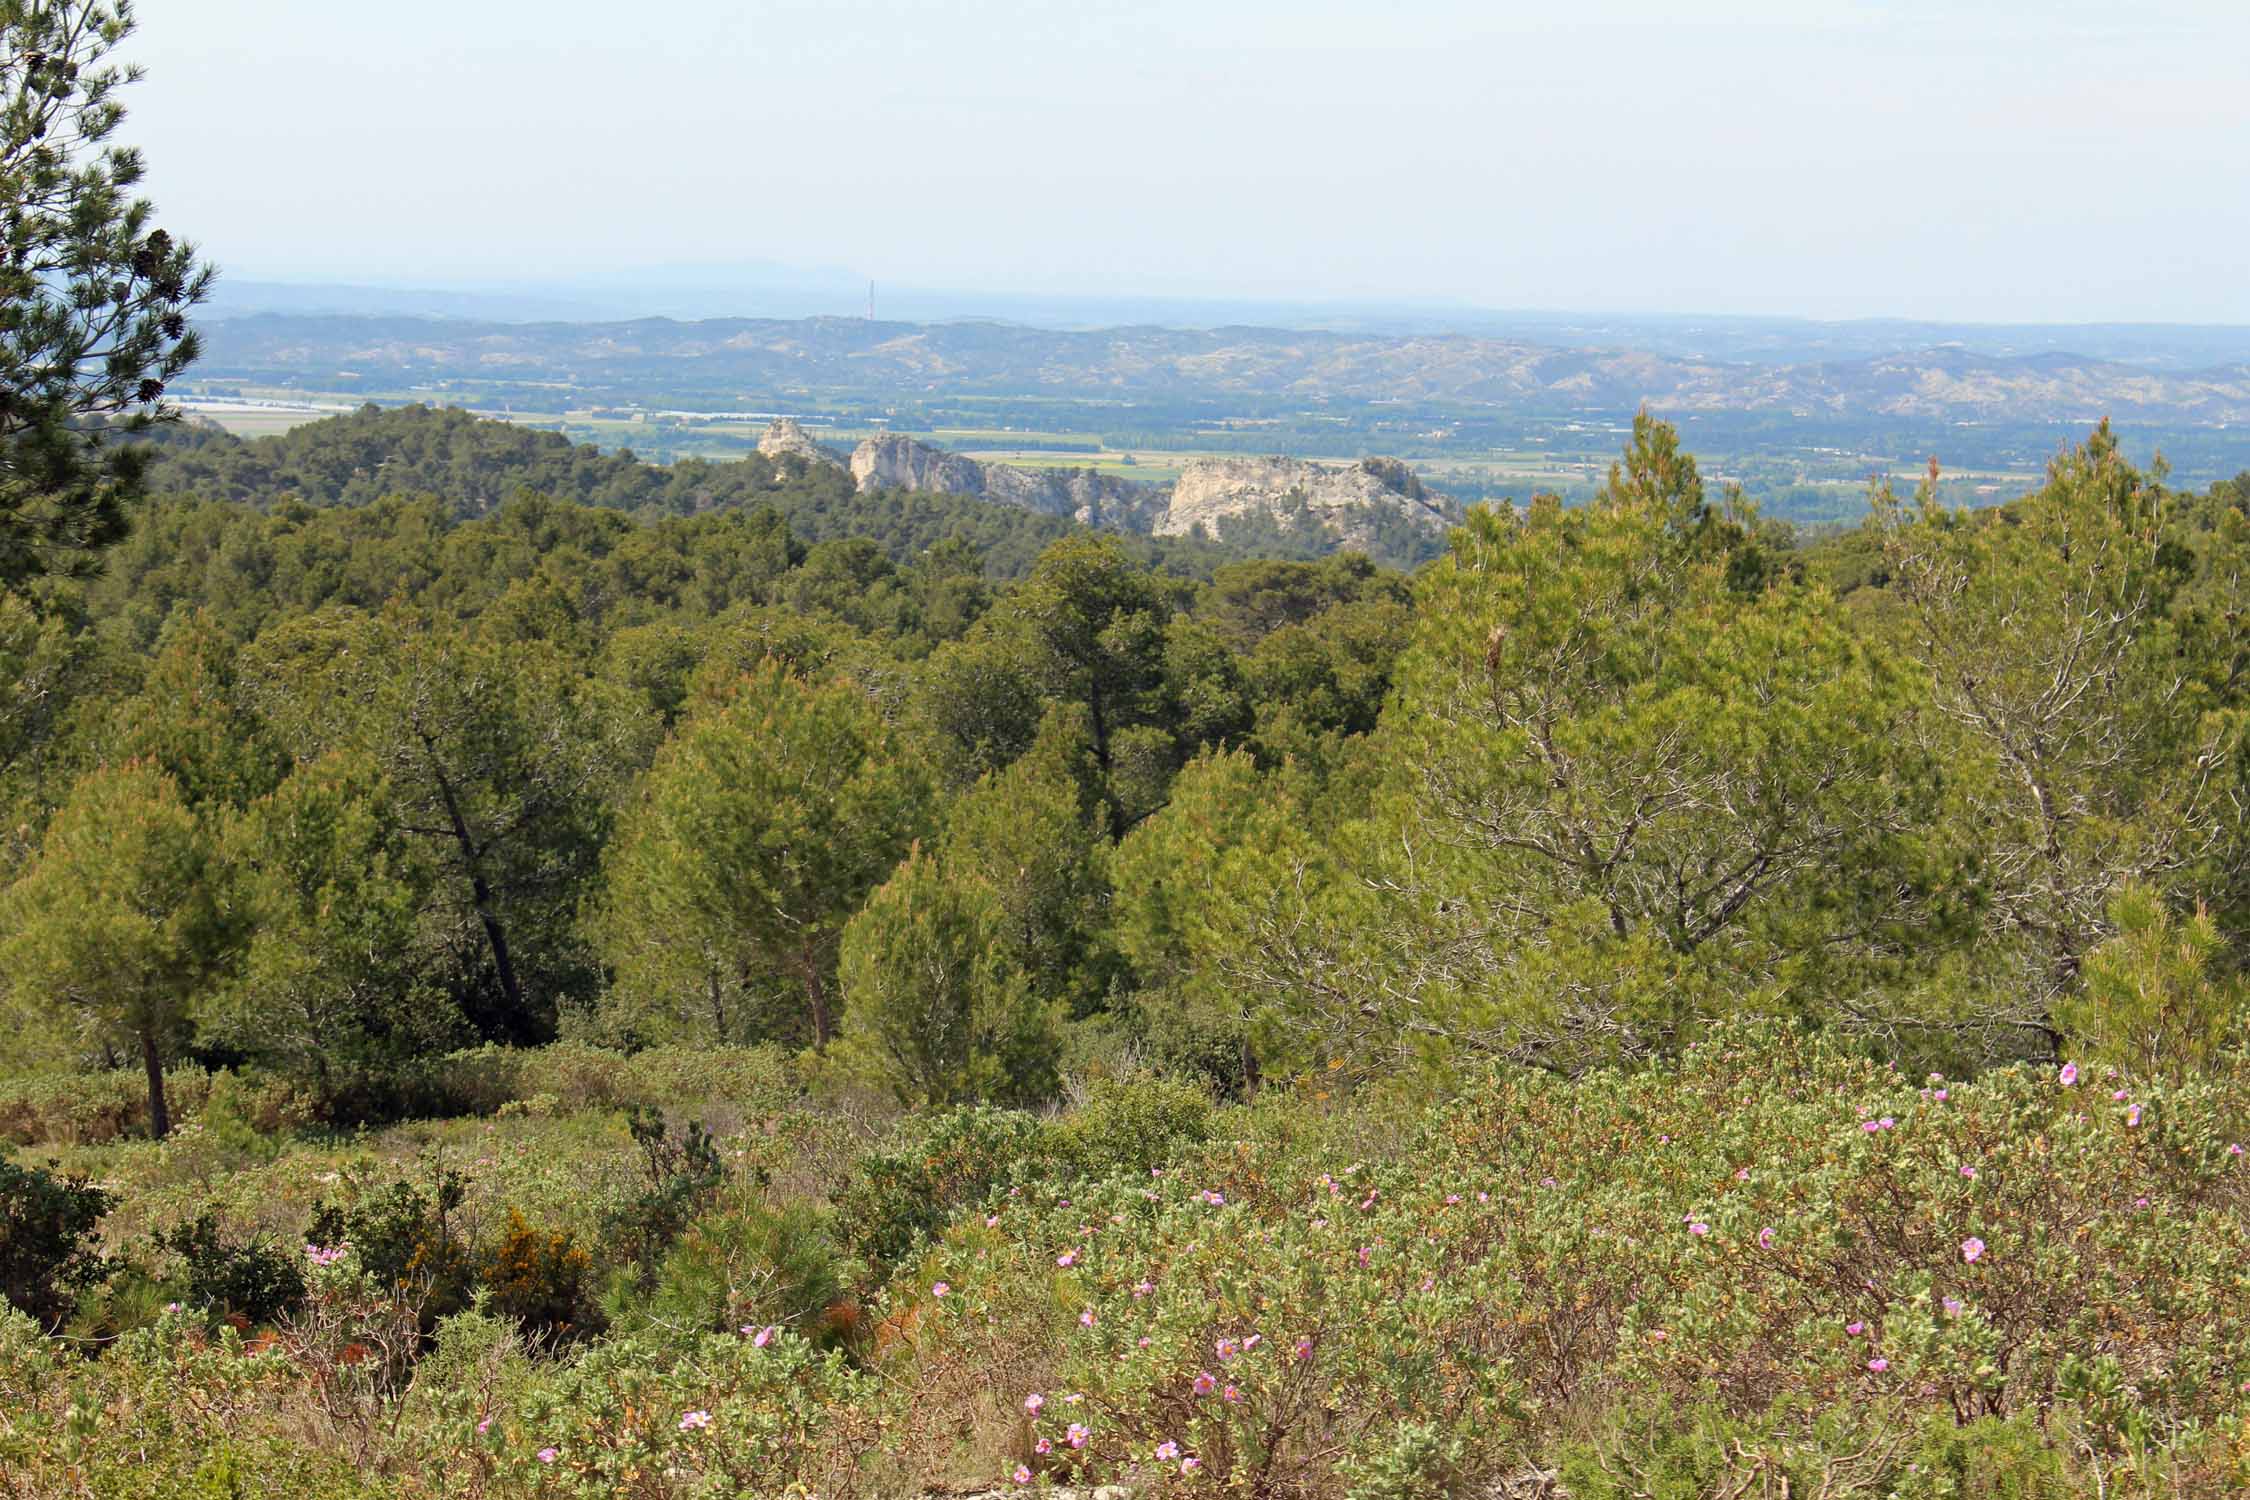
4,1030,2250,1496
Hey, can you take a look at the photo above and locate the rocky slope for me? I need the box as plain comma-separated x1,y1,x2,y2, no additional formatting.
1160,454,1460,551
753,416,837,467
847,431,1161,530
783,425,1458,558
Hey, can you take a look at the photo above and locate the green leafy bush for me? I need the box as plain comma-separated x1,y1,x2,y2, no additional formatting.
306,1165,474,1322
0,1158,110,1330
603,1106,726,1288
152,1211,306,1326
618,1196,845,1346
831,1106,1046,1272
1049,1072,1214,1180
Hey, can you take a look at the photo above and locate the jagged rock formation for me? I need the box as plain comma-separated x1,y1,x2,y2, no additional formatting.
849,431,1161,530
755,417,843,469
1159,454,1460,554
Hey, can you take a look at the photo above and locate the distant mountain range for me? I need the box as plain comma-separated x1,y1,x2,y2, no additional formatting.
195,313,2250,426
203,277,2250,371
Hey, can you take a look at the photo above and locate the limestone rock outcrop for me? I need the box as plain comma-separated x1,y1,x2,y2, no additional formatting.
756,417,843,469
849,432,1161,531
1158,455,1459,553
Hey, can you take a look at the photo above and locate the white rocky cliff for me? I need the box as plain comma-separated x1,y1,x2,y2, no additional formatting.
848,431,1160,530
1158,455,1459,553
755,421,1457,559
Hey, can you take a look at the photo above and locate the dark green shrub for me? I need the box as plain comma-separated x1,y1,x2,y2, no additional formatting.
1049,1072,1214,1181
623,1196,843,1344
306,1165,473,1320
831,1106,1046,1271
603,1105,726,1288
0,1159,111,1330
151,1212,306,1326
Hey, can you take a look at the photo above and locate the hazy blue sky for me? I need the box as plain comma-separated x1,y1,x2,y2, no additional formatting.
129,0,2250,322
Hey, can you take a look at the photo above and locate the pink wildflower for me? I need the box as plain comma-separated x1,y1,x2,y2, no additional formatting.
537,1448,558,1465
1757,1226,1776,1249
1868,1358,1889,1372
1025,1393,1045,1414
932,1281,951,1298
1068,1422,1090,1448
1962,1237,1986,1263
1155,1440,1181,1460
678,1410,711,1432
2060,1062,2078,1087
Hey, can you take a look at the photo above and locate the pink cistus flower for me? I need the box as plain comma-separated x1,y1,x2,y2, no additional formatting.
1961,1237,1986,1264
1181,1457,1202,1474
1079,1308,1096,1328
1687,1221,1710,1236
1294,1336,1314,1360
1867,1358,1889,1373
1193,1370,1217,1395
1959,1165,1978,1179
678,1410,711,1432
476,1416,492,1435
1845,1321,1864,1336
1056,1250,1077,1268
1012,1465,1032,1486
537,1448,559,1465
1757,1225,1776,1249
1035,1437,1052,1455
2060,1062,2079,1087
1024,1392,1045,1414
1067,1422,1090,1449
1155,1439,1181,1460
1942,1297,1964,1317
1215,1337,1240,1360
2127,1104,2143,1127
931,1282,950,1298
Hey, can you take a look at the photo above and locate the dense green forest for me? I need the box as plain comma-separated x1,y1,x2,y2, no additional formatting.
10,394,2250,1495
13,4,2250,1494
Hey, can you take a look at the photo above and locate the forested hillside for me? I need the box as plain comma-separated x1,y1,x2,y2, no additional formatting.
8,413,2250,1495
137,403,1169,573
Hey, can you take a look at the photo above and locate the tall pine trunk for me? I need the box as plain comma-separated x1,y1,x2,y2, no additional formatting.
140,1027,170,1141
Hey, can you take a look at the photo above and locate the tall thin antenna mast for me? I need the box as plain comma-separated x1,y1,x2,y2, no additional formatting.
867,280,875,321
